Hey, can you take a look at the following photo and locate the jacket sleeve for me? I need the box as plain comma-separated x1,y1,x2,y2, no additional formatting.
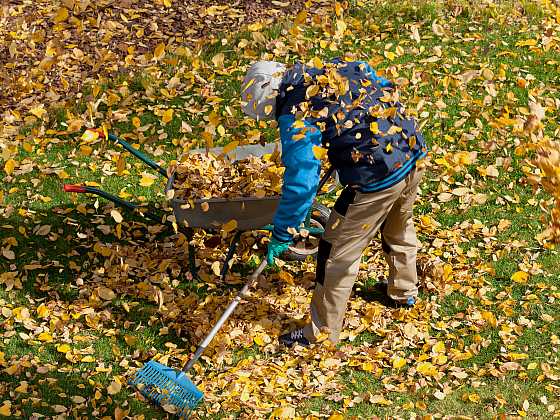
358,61,393,88
272,114,322,242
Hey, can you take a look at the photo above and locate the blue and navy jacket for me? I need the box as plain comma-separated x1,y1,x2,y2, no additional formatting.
272,59,428,241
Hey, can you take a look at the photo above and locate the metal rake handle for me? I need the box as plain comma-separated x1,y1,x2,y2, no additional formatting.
182,259,268,372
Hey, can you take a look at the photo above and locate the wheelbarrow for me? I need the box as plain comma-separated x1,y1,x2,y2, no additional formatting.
63,132,338,282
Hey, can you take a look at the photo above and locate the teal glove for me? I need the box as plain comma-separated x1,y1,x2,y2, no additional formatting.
267,236,291,265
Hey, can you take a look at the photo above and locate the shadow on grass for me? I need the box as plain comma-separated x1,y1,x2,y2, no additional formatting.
0,200,297,417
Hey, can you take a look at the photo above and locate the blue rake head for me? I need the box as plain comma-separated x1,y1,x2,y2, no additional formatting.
130,360,204,418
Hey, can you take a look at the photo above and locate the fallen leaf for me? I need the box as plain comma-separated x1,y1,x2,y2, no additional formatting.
511,271,529,284
111,209,123,224
107,380,122,395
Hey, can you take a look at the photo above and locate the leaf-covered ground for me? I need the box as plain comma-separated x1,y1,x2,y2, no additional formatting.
1,0,560,418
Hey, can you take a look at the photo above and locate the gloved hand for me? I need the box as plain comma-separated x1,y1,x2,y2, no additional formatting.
267,236,291,265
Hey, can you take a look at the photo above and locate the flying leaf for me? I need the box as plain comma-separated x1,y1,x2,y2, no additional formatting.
221,141,238,155
312,145,328,160
223,219,238,233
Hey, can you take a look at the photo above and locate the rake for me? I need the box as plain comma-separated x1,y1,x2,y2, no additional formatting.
129,259,268,417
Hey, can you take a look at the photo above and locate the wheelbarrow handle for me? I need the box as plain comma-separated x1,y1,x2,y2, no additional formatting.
63,184,163,224
317,166,337,195
182,259,268,372
107,133,168,179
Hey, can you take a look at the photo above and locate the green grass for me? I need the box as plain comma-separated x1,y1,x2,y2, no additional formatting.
1,0,560,418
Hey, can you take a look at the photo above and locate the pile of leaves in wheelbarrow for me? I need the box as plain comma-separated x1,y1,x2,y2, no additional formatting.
171,152,285,201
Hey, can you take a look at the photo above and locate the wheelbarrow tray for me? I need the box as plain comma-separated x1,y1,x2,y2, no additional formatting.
166,174,281,230
167,143,283,230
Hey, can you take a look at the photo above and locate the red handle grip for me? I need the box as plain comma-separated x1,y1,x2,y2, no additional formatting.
64,184,87,193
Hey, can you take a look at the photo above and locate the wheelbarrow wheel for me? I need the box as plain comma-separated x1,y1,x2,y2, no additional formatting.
282,202,330,262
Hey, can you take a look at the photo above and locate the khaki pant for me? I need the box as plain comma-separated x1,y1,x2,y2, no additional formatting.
303,166,424,344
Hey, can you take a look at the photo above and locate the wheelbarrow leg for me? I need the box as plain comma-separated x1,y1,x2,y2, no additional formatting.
177,226,199,280
220,231,242,281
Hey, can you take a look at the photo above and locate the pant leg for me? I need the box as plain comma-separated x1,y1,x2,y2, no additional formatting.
381,166,425,302
304,181,406,344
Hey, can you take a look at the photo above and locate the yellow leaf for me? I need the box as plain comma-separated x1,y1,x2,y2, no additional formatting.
312,56,323,69
370,121,379,134
22,142,33,153
468,393,480,403
312,145,328,160
515,39,538,47
294,10,307,25
140,172,157,187
81,355,95,363
223,219,238,233
247,22,263,31
200,202,210,212
81,129,99,142
161,109,173,124
4,159,16,176
511,271,529,284
57,344,71,353
432,341,445,354
254,335,265,346
264,104,273,116
384,51,396,61
270,406,296,418
392,356,406,369
335,19,347,36
416,362,437,376
334,1,343,16
56,169,69,179
15,381,28,393
132,116,141,128
80,145,93,156
107,380,122,395
432,354,447,365
482,310,497,327
153,43,166,60
222,141,239,155
37,304,50,319
212,52,225,68
0,402,11,416
29,105,47,119
110,209,123,224
37,332,53,342
306,84,320,99
124,335,137,346
508,352,528,360
385,143,393,153
53,7,69,23
361,362,376,372
482,68,494,81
